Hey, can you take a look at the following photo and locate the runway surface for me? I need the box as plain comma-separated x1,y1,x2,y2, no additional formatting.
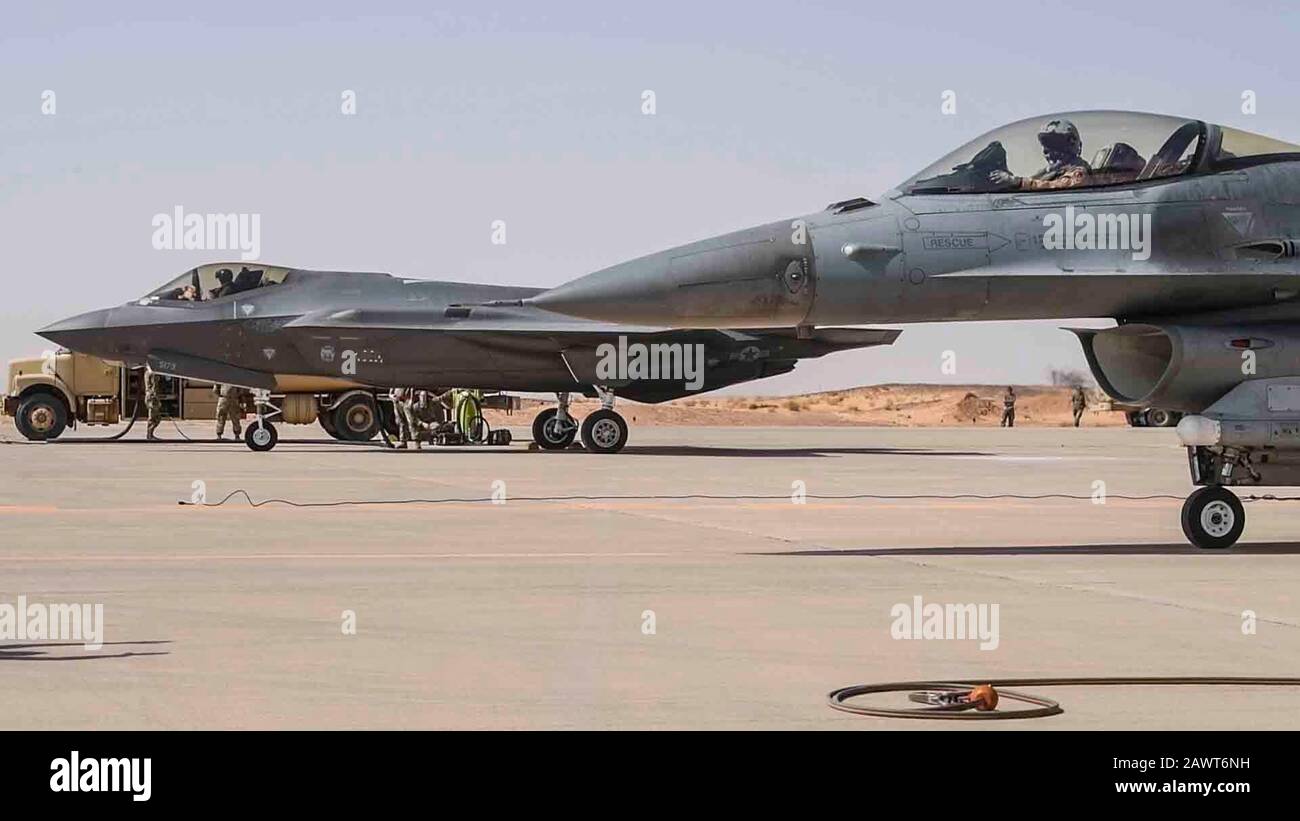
2,421,1299,729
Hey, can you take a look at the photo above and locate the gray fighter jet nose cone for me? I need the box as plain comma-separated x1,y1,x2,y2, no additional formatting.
530,218,817,328
529,257,672,324
37,307,116,352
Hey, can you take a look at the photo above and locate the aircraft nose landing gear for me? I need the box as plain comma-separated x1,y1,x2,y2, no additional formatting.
1180,486,1245,550
245,422,278,452
244,388,282,452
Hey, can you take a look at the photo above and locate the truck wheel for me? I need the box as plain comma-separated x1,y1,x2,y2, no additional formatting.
318,411,345,440
333,394,380,441
1180,486,1245,549
15,393,68,441
245,422,279,452
1146,408,1176,427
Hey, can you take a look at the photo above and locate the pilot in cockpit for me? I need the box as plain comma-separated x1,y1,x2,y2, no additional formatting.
209,268,234,300
989,119,1091,191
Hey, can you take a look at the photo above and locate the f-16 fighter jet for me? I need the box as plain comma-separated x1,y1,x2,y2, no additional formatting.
36,263,899,455
527,111,1300,549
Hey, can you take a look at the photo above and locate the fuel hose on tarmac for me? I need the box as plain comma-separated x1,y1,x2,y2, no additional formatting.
827,677,1300,720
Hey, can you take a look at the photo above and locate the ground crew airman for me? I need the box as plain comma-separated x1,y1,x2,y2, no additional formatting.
1071,385,1087,427
144,369,163,440
390,387,419,449
1001,386,1016,428
410,390,436,436
214,384,245,439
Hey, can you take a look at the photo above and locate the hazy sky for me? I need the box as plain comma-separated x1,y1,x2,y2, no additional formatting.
3,1,1297,393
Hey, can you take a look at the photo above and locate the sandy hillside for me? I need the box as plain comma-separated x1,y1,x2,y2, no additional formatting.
484,384,1127,428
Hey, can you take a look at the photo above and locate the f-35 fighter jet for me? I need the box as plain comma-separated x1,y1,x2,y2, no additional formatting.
37,262,899,454
529,110,1300,549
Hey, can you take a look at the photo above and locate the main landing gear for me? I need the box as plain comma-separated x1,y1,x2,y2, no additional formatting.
531,389,629,454
244,388,281,452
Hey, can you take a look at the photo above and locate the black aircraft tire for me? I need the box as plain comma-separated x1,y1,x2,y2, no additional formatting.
333,394,380,441
579,409,628,454
1180,486,1245,550
15,393,68,441
245,422,279,452
532,408,576,450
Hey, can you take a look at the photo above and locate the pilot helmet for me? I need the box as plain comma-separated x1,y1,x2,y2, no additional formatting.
1037,119,1082,159
215,268,233,283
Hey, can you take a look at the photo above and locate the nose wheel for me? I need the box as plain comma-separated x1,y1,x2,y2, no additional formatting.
244,388,282,452
1181,486,1245,549
245,420,279,452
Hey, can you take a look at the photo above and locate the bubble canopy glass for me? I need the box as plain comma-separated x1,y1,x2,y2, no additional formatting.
898,111,1207,195
142,263,292,303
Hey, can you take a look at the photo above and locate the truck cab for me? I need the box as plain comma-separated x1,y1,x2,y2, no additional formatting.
4,350,123,440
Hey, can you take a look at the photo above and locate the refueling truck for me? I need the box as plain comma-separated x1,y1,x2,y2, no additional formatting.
3,349,400,442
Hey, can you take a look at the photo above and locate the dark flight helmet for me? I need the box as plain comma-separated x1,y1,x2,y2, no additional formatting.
1038,119,1083,161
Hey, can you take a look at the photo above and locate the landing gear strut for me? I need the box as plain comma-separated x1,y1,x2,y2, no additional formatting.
530,389,630,453
531,392,578,450
1180,486,1245,550
579,387,628,454
244,388,281,452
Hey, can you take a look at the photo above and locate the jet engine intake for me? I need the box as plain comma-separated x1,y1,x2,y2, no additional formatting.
1071,323,1300,412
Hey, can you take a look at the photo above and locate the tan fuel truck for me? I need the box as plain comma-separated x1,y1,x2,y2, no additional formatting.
3,349,399,442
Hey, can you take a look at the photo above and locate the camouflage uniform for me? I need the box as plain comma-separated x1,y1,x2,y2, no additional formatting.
390,387,419,449
1018,161,1090,190
214,384,245,439
990,119,1091,191
1000,388,1016,428
1071,387,1087,427
145,371,163,440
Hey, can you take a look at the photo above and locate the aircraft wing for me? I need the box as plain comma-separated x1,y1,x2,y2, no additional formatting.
282,306,901,353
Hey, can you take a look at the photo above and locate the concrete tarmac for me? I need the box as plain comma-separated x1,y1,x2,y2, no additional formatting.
2,420,1299,729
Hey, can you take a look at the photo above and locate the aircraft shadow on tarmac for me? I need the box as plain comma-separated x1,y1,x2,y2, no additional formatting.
0,640,171,662
52,439,994,458
751,543,1300,557
588,445,993,458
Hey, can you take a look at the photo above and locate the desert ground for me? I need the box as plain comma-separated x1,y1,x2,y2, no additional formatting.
3,412,1298,730
484,384,1128,429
